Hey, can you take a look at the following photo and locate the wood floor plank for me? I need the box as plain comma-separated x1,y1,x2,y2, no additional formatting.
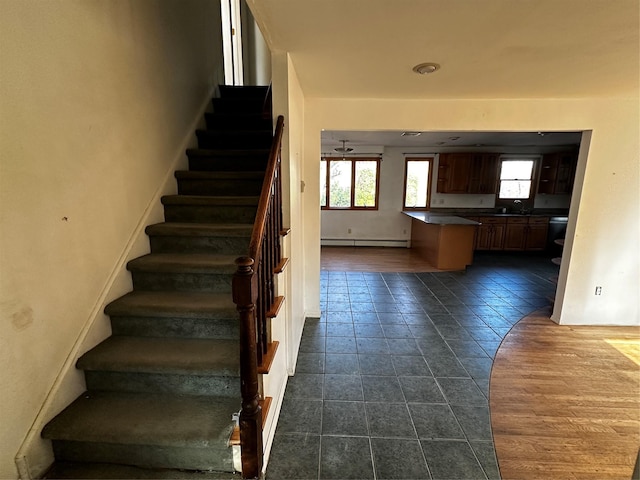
491,311,640,479
321,246,441,272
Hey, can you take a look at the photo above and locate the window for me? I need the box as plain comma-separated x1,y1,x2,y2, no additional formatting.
498,158,536,199
403,157,433,210
320,157,380,209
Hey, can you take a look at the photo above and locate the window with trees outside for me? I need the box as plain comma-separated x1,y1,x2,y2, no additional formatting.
498,158,536,199
403,157,434,210
320,157,380,209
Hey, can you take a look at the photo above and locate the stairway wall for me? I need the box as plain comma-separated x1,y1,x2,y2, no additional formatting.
0,2,224,478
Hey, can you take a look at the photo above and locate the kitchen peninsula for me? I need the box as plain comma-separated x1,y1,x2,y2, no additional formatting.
403,211,480,270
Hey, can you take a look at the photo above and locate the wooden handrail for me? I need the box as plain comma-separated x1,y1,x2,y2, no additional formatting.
233,110,285,479
248,115,284,260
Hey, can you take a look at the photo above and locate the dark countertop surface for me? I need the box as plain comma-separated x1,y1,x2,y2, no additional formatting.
403,211,480,225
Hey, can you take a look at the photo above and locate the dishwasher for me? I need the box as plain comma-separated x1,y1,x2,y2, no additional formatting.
547,216,568,255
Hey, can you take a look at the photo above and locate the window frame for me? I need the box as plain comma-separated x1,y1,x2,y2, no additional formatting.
320,156,381,210
402,156,434,211
496,155,540,202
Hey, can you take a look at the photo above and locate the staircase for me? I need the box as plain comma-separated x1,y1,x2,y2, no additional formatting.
43,86,276,479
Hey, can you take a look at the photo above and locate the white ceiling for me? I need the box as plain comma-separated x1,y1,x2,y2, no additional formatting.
248,0,639,100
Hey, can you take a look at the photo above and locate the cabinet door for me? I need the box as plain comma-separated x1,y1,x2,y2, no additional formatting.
437,153,472,193
503,222,527,250
525,218,549,250
537,154,558,194
476,154,499,194
475,225,493,250
554,153,577,194
490,224,506,250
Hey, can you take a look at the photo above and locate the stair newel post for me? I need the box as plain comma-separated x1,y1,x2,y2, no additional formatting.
232,256,263,479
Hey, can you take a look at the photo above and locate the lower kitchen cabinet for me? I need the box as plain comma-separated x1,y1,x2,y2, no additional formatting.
475,217,506,251
504,217,549,251
468,216,549,251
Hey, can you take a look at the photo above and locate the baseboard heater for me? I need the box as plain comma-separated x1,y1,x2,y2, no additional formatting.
321,239,409,248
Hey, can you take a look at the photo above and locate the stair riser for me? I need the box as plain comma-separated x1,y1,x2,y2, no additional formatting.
84,371,240,397
177,178,263,196
130,272,233,293
110,316,239,339
164,205,256,224
212,97,264,114
188,156,268,172
149,235,250,255
219,85,269,99
52,440,235,472
205,113,271,130
196,131,272,150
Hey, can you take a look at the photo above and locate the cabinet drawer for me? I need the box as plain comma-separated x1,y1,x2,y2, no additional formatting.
479,217,507,224
506,217,528,224
528,217,550,225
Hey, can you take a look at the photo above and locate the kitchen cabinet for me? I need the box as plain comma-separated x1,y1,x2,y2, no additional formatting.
437,153,472,193
537,152,577,195
438,153,499,194
504,216,549,251
475,217,506,250
469,154,499,194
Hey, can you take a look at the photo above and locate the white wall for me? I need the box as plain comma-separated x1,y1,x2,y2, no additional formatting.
0,1,223,477
304,98,639,326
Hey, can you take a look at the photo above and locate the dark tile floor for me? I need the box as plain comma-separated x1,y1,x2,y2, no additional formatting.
266,253,557,480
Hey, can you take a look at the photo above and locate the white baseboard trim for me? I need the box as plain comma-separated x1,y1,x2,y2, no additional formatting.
15,85,216,480
321,239,409,248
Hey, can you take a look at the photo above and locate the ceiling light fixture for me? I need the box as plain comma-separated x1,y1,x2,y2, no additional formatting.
412,62,440,75
334,140,354,159
402,132,422,137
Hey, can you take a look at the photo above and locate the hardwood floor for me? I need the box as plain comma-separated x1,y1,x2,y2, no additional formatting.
321,246,441,272
490,311,640,479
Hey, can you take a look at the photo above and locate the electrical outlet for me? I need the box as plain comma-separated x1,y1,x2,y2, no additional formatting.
403,229,407,234
439,199,444,204
595,286,602,295
479,199,484,205
348,228,352,234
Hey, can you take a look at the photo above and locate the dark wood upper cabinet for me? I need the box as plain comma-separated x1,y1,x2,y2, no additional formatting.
437,153,472,193
437,153,499,194
469,154,499,194
537,152,578,195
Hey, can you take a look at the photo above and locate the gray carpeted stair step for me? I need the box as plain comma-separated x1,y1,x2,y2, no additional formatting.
205,112,271,130
42,391,238,471
219,85,269,99
44,461,240,479
175,171,264,197
78,336,240,396
212,97,264,114
196,129,273,150
145,222,253,254
161,195,258,223
127,253,237,292
187,148,270,172
106,291,239,339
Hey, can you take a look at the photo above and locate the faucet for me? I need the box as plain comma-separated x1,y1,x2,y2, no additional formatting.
513,199,528,214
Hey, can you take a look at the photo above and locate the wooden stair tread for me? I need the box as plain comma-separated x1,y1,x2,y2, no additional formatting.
274,257,289,274
229,397,272,446
257,341,279,375
266,296,285,318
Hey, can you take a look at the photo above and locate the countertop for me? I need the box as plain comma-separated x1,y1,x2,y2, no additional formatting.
403,211,480,226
